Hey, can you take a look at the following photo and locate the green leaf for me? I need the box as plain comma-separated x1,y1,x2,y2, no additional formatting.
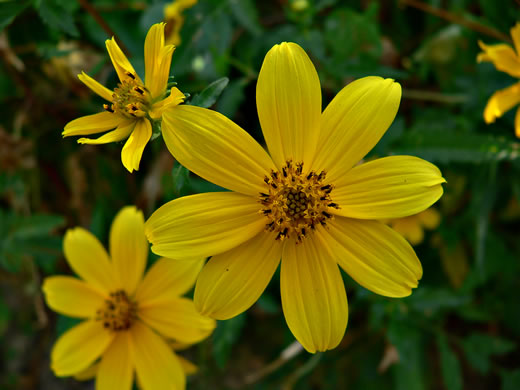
437,335,463,390
392,130,520,164
501,369,520,390
37,0,78,36
0,0,31,31
189,77,229,108
228,0,263,37
462,332,516,374
171,164,190,198
388,319,425,390
212,313,246,369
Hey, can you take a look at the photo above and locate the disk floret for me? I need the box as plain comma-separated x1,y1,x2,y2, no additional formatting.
259,160,340,242
105,72,151,118
96,289,138,331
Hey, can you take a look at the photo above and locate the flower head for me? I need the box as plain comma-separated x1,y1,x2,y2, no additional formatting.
42,206,215,390
477,23,520,137
63,23,185,172
385,207,441,246
146,42,445,353
164,0,197,46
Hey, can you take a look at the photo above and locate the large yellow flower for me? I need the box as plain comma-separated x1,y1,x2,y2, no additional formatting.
42,206,215,390
478,23,520,137
63,23,185,172
145,42,445,353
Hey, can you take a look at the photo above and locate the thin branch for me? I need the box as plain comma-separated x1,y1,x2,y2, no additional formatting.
402,89,469,104
78,0,131,56
242,341,304,386
400,0,512,43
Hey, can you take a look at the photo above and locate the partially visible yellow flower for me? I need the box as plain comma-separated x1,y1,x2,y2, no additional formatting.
386,208,441,246
63,23,185,172
164,0,197,46
477,23,520,137
146,42,445,353
42,206,215,390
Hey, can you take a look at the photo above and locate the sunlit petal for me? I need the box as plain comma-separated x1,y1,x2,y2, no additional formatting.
78,71,114,102
483,82,520,124
121,119,152,173
256,42,321,169
194,231,282,319
96,332,133,390
78,120,135,145
63,112,123,137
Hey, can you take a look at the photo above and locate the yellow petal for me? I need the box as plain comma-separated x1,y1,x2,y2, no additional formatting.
51,320,114,377
162,105,275,196
280,237,348,353
105,37,142,83
139,297,215,344
131,322,185,390
312,77,401,183
121,119,152,173
96,332,133,390
42,276,105,318
391,217,424,246
109,206,148,296
477,40,520,78
63,228,116,294
321,217,422,297
333,156,445,219
149,87,185,119
511,23,520,56
177,355,198,375
78,71,114,102
483,82,520,124
78,119,135,145
144,23,174,98
145,192,265,260
194,231,282,319
516,107,520,138
135,257,205,306
63,112,123,137
256,42,322,169
417,208,441,229
74,362,99,381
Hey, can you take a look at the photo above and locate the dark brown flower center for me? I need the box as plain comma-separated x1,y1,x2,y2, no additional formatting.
104,72,150,118
259,160,339,242
96,289,137,331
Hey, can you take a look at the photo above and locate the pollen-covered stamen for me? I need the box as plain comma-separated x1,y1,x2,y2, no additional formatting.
96,290,138,331
108,72,151,118
259,160,340,242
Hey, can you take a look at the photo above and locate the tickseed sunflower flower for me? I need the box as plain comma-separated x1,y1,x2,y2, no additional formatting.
477,23,520,137
385,207,441,246
145,42,446,353
42,206,215,390
164,0,197,46
62,23,185,172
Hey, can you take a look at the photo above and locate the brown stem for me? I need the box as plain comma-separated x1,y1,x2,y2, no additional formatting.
400,0,512,43
78,0,132,56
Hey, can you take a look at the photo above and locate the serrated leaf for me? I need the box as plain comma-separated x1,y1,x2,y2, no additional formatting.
462,332,516,374
37,0,78,36
392,130,520,164
0,0,31,31
437,335,463,390
212,313,246,369
189,77,229,108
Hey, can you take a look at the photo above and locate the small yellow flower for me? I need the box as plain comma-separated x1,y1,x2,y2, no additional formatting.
145,42,446,353
163,0,197,46
386,208,441,246
477,23,520,137
63,23,185,173
42,206,215,390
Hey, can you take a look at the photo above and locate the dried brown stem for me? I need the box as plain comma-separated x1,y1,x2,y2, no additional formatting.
78,0,131,56
400,0,512,43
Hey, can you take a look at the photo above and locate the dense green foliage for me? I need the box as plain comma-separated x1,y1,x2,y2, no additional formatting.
1,0,519,389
